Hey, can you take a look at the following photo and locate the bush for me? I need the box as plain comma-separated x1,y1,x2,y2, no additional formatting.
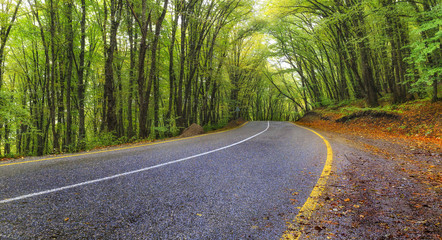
319,97,334,107
203,121,227,132
86,131,117,150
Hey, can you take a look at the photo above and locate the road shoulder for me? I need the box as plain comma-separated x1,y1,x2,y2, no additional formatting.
297,129,441,239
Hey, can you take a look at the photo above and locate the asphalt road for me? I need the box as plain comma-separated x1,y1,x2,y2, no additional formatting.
0,121,327,239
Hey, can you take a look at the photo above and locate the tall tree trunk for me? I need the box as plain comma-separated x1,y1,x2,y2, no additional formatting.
126,2,136,138
383,0,409,102
116,62,124,137
137,33,148,138
65,0,74,151
104,0,122,134
101,0,108,132
103,0,123,134
48,0,60,153
354,8,378,107
177,6,188,128
153,73,160,138
167,0,179,123
77,0,87,150
130,0,150,138
4,122,10,155
150,0,169,138
0,0,22,155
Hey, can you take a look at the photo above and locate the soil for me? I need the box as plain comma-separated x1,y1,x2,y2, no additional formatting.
226,117,247,129
180,123,205,138
293,100,441,239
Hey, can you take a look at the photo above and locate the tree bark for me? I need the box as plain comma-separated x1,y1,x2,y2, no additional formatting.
65,0,74,151
125,2,136,138
167,0,179,124
104,0,122,134
130,0,151,138
150,0,169,138
77,0,87,149
354,8,378,107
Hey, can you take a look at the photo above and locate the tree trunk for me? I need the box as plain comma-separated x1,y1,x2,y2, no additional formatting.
104,0,121,134
167,0,179,124
354,9,378,107
65,0,74,151
0,1,22,155
150,0,169,138
77,0,87,150
116,62,125,138
126,3,135,138
133,0,150,139
48,0,60,153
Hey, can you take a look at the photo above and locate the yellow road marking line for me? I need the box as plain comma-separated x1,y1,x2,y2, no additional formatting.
282,123,333,240
0,122,249,167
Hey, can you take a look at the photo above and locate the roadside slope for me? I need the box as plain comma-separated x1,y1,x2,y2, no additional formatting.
298,100,441,153
295,100,441,239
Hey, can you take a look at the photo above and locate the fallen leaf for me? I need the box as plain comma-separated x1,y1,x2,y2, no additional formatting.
314,226,325,232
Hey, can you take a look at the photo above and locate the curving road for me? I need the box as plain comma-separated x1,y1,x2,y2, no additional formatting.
0,121,327,239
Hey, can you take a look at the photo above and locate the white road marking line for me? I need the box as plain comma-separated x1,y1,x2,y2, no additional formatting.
1,122,270,204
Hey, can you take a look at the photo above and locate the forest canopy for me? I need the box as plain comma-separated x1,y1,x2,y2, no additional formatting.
0,0,440,157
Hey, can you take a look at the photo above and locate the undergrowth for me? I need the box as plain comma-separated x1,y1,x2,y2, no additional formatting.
203,121,228,132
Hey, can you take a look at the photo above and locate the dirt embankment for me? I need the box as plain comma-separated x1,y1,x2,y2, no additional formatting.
225,117,246,129
180,123,205,138
179,118,247,138
299,101,441,153
295,100,441,239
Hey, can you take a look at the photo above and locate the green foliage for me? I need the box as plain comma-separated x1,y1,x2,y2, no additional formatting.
0,90,30,127
85,131,119,151
152,126,169,139
326,99,355,110
203,121,227,132
319,97,334,107
0,0,439,159
406,4,442,96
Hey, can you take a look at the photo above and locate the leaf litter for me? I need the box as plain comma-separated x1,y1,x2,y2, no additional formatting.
290,100,441,239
